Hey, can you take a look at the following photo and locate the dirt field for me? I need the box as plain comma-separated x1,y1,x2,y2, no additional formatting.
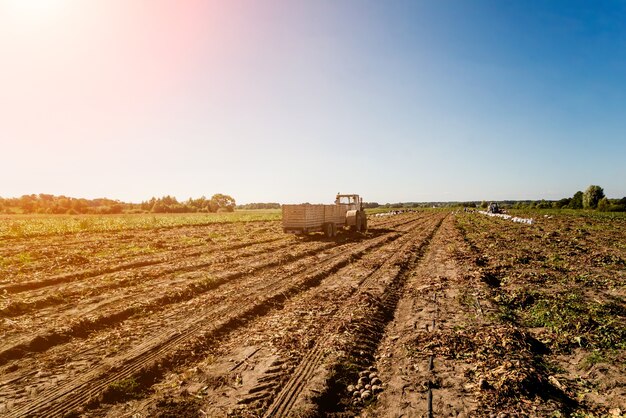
0,211,624,417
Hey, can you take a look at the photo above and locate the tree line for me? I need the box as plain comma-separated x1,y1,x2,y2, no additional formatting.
1,185,623,215
0,194,237,215
498,185,625,212
361,185,625,212
236,202,281,209
139,194,236,213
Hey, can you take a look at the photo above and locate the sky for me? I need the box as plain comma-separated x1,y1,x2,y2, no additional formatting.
1,0,625,204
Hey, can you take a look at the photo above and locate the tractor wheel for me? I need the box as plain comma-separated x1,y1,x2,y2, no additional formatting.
355,213,362,233
324,223,333,238
360,215,367,232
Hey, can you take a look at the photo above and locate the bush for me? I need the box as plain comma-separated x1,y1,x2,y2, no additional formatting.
597,198,610,212
609,205,626,212
536,200,551,209
583,185,605,209
569,191,583,209
554,198,571,209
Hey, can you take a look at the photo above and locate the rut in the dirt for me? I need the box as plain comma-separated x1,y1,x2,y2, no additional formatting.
0,219,409,361
0,236,286,294
0,221,281,289
2,215,420,417
124,214,444,418
261,214,446,418
0,233,366,366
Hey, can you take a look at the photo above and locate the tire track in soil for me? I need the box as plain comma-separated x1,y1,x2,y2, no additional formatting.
0,235,287,294
0,236,296,321
2,216,422,417
371,213,422,231
1,222,404,414
0,224,393,365
134,213,442,418
0,217,398,363
1,215,400,295
262,214,446,418
0,238,304,360
362,213,490,418
0,216,397,363
368,213,415,230
73,213,441,418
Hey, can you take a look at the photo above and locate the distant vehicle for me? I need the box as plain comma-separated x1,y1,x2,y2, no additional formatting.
282,194,368,237
487,202,503,214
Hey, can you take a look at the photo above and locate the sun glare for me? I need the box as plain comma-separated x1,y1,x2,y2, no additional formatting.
4,0,69,22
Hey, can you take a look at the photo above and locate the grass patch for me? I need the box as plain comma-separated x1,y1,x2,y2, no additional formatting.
103,377,143,402
17,252,33,264
154,397,203,418
581,351,606,369
178,236,207,246
524,291,626,351
457,289,477,309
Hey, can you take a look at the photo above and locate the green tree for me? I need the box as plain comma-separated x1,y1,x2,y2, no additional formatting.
554,198,571,209
151,201,165,213
569,191,583,209
597,197,610,212
609,197,626,212
19,195,37,213
110,203,123,214
536,199,551,209
583,185,605,209
210,194,236,212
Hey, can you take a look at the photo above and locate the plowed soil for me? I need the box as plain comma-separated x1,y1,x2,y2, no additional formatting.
0,211,623,417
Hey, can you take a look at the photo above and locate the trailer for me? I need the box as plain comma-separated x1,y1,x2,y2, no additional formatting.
282,194,368,237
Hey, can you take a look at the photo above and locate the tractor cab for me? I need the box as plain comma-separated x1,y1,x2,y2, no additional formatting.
335,194,363,211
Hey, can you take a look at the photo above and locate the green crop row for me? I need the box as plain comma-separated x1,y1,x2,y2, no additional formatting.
0,210,281,239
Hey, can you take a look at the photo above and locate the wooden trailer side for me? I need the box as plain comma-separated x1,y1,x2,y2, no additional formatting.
324,204,348,225
282,204,326,230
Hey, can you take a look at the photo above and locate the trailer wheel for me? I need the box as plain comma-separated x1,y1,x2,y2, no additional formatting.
324,223,333,238
331,223,337,237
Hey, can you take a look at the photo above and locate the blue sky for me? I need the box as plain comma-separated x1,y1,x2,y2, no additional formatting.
1,0,625,203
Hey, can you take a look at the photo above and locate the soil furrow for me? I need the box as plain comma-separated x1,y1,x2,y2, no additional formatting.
263,214,445,417
0,237,296,319
358,214,486,417
0,237,350,364
0,221,282,285
1,211,621,418
4,217,422,417
0,218,410,365
89,213,442,417
0,236,287,294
